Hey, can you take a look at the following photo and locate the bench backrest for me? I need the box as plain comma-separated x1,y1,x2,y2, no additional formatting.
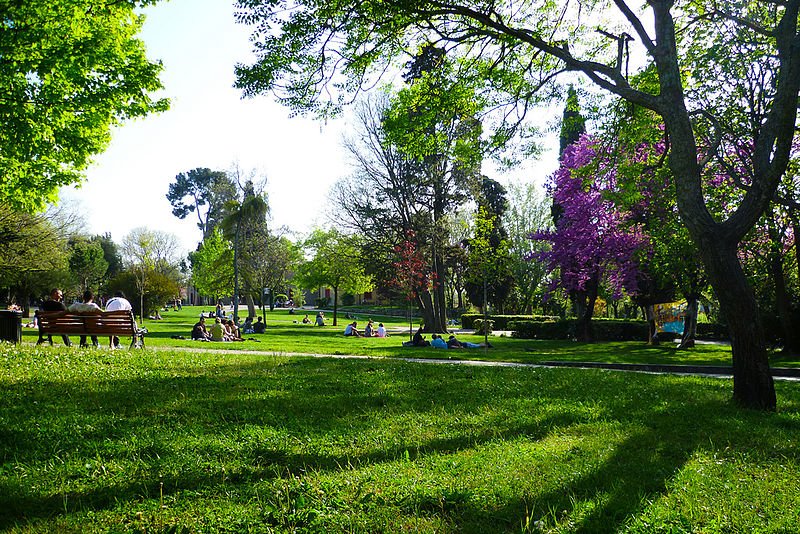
38,310,137,336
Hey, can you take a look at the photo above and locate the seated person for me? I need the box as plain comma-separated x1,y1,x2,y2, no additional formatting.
242,316,255,334
430,333,448,349
68,290,101,348
37,288,71,347
209,318,225,341
315,312,325,326
411,325,430,347
191,317,211,340
252,316,266,334
376,323,388,337
344,321,361,337
224,319,243,341
302,314,311,324
363,320,376,337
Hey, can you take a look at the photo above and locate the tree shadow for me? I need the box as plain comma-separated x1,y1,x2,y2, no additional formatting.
1,357,799,531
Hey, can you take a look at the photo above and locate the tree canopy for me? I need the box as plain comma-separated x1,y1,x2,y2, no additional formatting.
0,0,168,211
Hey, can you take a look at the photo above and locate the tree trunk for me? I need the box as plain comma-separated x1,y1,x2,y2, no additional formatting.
770,247,797,353
574,278,597,342
679,296,697,349
245,294,256,320
418,290,436,332
332,286,339,326
645,304,659,346
699,241,776,410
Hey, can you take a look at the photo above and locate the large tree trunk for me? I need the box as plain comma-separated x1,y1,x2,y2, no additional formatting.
770,249,798,353
418,290,437,332
573,278,597,342
699,241,776,410
246,294,256,320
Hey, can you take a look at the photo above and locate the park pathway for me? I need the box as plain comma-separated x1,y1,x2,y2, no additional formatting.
154,345,800,382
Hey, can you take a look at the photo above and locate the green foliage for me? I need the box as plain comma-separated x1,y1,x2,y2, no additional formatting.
107,269,179,317
472,318,494,335
559,85,587,156
0,205,68,289
166,168,238,237
68,238,108,293
510,319,650,341
296,229,372,297
189,227,234,299
0,0,168,211
464,206,515,312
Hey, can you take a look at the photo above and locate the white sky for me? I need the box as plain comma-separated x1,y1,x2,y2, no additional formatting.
64,0,558,255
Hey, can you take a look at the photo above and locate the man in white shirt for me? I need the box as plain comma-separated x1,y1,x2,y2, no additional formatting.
105,291,133,348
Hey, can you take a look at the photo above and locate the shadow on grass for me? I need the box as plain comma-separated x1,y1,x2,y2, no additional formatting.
1,356,799,531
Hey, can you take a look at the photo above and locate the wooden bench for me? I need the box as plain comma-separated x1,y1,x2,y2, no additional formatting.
37,310,145,349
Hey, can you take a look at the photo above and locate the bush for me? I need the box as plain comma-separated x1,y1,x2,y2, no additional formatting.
107,270,179,318
342,293,356,306
510,319,650,341
315,297,330,308
473,319,494,335
509,320,572,340
696,322,729,341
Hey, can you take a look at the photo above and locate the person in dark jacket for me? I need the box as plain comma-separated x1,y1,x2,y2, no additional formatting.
36,288,71,347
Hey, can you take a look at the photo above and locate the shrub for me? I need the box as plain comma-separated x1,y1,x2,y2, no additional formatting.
696,322,729,341
509,320,572,340
342,293,356,306
473,319,494,335
510,319,650,341
315,297,330,308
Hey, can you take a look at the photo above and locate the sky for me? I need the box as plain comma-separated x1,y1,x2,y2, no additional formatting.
64,0,558,255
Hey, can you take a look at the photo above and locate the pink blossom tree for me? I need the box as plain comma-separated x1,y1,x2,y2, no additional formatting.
532,134,646,342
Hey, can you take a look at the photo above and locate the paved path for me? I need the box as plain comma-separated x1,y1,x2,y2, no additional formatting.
154,346,800,382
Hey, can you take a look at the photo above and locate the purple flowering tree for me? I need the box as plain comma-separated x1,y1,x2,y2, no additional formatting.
532,134,646,342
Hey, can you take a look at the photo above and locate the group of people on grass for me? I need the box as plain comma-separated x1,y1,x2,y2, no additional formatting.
191,315,266,341
343,319,388,338
405,325,488,349
344,322,489,349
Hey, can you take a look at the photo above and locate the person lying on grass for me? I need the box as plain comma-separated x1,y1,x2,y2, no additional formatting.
446,335,491,349
431,334,448,349
344,321,361,337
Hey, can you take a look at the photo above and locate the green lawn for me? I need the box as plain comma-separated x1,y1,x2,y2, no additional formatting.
22,305,800,368
1,344,799,532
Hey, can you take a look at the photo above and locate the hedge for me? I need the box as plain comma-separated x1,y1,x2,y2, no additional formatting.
510,318,731,342
508,319,650,341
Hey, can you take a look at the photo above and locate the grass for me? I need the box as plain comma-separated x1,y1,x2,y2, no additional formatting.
22,305,800,368
1,343,800,532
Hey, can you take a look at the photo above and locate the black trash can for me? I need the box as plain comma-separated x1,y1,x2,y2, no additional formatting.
0,310,22,344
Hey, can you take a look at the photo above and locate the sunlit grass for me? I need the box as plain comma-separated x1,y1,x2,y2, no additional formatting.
1,343,800,532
